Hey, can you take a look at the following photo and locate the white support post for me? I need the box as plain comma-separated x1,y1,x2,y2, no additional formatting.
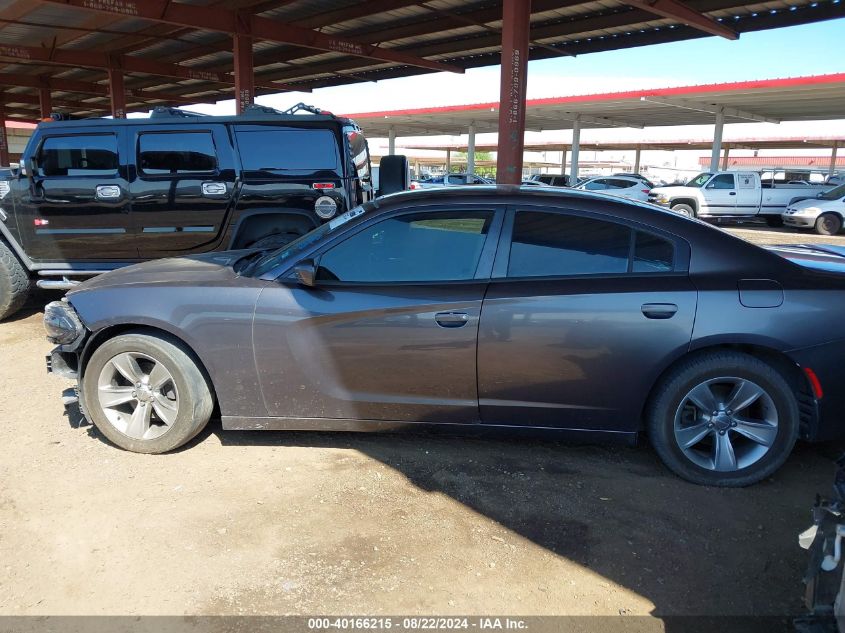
560,148,567,175
709,109,724,172
633,147,641,174
467,122,476,177
388,126,396,156
721,147,730,171
830,142,839,178
570,117,581,182
446,148,451,174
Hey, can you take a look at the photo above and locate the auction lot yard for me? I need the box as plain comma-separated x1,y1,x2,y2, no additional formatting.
2,224,845,619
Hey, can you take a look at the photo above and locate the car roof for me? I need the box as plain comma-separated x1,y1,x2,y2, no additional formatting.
36,111,356,130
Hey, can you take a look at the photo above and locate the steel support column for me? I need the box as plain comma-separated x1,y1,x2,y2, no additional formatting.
633,147,641,174
0,99,8,166
830,143,839,178
446,148,451,173
721,147,730,170
495,0,531,184
570,117,581,182
388,126,396,155
560,148,567,175
39,85,52,119
709,109,725,172
233,19,254,115
467,122,476,177
108,69,126,119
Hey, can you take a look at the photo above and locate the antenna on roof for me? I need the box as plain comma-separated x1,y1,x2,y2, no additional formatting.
150,106,209,119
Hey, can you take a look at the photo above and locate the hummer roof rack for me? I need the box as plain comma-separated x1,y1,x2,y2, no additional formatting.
150,106,210,119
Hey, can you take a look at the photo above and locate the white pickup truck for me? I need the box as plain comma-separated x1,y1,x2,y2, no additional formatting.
648,171,829,226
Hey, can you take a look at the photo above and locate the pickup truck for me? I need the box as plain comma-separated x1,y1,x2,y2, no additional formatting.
648,171,829,226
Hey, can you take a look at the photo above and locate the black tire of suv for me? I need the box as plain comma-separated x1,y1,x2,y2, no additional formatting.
81,332,214,454
646,351,799,487
0,241,30,321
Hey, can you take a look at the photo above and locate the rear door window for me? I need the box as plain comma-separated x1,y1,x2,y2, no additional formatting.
37,134,118,177
138,131,217,175
237,129,340,172
508,211,631,277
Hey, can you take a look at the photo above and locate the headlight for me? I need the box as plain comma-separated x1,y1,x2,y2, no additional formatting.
43,300,84,345
797,207,820,215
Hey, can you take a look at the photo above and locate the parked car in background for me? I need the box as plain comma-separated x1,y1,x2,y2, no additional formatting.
575,175,651,202
412,173,492,189
783,183,845,235
612,173,656,188
46,186,845,487
649,171,830,226
530,173,570,187
0,103,404,321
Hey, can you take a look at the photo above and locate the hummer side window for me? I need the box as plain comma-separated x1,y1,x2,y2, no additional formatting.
138,131,217,175
37,134,118,177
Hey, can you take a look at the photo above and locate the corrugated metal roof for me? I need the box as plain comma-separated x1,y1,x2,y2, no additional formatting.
0,0,841,120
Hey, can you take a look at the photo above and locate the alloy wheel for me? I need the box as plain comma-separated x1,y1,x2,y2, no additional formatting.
96,351,180,440
673,377,778,472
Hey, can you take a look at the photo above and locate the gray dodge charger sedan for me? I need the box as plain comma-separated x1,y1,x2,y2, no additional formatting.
44,187,845,486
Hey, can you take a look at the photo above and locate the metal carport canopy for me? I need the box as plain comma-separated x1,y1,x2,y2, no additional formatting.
342,73,845,137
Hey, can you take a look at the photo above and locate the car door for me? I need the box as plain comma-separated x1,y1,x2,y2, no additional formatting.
252,205,504,424
477,206,696,433
17,128,135,261
734,172,759,214
129,124,236,258
703,173,737,214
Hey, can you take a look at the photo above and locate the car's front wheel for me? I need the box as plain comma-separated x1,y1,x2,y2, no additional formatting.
81,332,213,453
671,203,695,217
647,351,798,486
815,212,842,236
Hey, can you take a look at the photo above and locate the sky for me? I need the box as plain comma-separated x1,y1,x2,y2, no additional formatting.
187,19,845,174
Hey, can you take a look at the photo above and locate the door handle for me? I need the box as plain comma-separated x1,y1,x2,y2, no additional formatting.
434,311,469,328
95,185,122,201
641,303,678,319
729,192,736,196
201,182,227,197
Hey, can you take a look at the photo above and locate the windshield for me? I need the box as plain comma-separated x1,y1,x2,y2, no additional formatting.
685,173,713,187
819,183,845,200
247,203,373,277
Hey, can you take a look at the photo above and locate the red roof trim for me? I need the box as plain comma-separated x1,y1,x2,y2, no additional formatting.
343,73,845,120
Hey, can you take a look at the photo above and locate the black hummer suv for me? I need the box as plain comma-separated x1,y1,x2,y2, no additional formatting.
0,103,400,320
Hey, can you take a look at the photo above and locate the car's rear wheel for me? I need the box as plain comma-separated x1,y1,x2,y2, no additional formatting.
81,332,213,453
0,241,30,321
671,203,695,218
815,213,842,236
647,351,798,487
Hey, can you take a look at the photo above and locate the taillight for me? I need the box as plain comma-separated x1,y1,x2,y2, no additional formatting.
312,182,335,190
642,189,651,194
804,367,824,399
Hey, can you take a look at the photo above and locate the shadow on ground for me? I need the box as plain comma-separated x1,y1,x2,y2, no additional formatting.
65,401,842,623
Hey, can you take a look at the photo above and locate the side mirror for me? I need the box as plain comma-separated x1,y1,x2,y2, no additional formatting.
293,260,317,287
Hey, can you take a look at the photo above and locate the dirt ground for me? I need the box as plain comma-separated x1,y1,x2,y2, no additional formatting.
1,225,845,620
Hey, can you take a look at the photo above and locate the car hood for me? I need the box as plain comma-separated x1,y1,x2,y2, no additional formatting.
68,250,254,294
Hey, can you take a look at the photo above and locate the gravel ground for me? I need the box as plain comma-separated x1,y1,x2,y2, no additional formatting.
1,224,844,619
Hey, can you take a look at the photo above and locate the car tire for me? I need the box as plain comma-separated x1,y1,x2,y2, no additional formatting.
765,216,784,228
671,203,696,218
815,213,842,236
647,351,799,487
81,332,214,454
0,240,30,321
